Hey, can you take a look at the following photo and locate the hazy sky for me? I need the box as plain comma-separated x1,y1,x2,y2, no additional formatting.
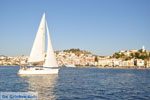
0,0,149,56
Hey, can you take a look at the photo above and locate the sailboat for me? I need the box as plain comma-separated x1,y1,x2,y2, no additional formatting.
18,13,59,75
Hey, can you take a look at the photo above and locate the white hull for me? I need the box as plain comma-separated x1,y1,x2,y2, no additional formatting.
18,67,59,75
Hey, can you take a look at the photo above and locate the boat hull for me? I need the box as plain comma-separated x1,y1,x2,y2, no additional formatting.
18,67,59,75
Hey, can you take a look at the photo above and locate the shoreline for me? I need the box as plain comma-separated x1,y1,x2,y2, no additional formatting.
77,66,150,69
0,65,150,69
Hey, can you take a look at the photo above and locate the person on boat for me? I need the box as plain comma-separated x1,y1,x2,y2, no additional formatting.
23,65,27,70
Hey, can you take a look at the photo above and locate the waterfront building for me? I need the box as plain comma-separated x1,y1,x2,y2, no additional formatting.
136,59,145,66
0,56,7,60
0,61,2,65
147,61,150,68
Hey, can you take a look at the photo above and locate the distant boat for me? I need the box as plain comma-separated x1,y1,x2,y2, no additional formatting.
65,64,76,68
18,13,59,75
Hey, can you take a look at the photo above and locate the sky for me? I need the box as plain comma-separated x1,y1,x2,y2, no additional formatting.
0,0,150,56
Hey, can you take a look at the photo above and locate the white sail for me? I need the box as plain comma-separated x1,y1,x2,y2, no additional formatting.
28,13,45,63
43,22,58,67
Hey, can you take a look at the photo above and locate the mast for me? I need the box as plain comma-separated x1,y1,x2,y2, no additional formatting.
28,13,45,63
43,21,58,67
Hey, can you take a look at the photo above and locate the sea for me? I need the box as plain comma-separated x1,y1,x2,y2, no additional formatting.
0,66,150,100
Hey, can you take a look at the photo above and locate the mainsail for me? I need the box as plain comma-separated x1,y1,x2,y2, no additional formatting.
43,22,58,67
28,13,45,63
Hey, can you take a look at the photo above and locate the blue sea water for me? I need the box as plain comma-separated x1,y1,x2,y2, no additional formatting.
0,66,150,100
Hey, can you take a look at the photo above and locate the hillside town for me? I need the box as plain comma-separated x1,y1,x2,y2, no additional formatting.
0,46,150,69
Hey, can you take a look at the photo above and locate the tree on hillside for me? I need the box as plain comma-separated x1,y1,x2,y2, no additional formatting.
113,53,121,59
113,53,125,59
121,53,125,57
130,53,134,58
135,52,140,59
140,55,146,60
138,49,142,53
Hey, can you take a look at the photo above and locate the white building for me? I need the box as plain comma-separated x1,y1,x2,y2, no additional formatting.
142,45,145,52
137,59,145,66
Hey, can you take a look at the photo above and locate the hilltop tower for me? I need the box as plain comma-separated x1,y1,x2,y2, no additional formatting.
142,45,145,52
